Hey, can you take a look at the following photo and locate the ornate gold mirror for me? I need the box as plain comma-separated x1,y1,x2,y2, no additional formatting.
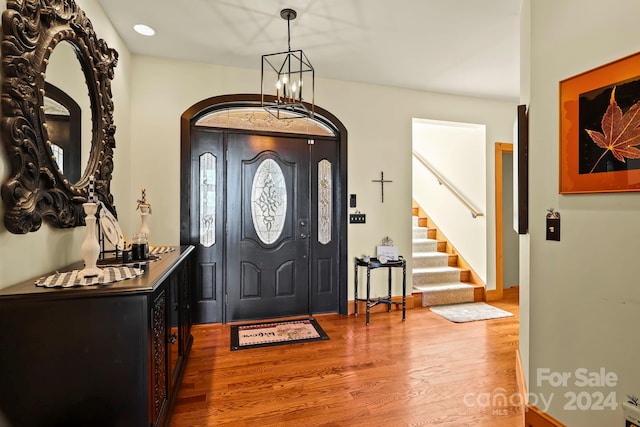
1,0,118,234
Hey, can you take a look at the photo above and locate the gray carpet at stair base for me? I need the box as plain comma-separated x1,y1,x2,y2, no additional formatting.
429,302,513,323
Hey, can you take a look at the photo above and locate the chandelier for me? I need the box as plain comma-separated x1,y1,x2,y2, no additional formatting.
261,8,314,119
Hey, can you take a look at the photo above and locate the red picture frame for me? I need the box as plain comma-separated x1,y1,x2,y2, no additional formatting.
559,51,640,193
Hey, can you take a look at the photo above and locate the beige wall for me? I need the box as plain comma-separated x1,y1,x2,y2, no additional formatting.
129,55,515,295
527,0,640,424
0,0,132,288
0,3,515,300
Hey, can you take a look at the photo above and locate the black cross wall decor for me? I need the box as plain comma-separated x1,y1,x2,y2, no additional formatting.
372,171,392,203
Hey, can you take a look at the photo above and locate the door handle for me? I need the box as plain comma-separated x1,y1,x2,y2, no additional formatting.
298,218,310,239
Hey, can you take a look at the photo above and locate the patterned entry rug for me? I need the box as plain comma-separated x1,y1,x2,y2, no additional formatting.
429,302,514,323
230,318,329,351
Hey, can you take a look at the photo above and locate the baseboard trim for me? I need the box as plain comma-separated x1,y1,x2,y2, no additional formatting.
486,289,502,301
516,350,527,405
517,350,566,427
525,405,566,427
487,286,519,302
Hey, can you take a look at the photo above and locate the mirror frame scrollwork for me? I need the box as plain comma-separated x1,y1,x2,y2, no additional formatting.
1,0,118,234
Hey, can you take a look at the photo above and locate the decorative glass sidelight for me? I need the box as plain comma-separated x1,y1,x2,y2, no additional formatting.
199,153,216,247
251,158,287,244
318,159,332,244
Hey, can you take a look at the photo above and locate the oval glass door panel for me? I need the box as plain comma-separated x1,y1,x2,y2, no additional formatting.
251,158,287,244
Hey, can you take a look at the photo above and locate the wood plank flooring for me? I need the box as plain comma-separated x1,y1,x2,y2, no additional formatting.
170,288,522,426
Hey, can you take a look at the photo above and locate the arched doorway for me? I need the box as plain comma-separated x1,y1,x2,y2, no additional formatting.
180,95,348,323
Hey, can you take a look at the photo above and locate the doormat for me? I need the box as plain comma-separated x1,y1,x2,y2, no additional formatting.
429,302,514,323
230,318,329,351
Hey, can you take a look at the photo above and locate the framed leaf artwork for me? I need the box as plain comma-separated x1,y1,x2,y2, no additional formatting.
560,51,640,193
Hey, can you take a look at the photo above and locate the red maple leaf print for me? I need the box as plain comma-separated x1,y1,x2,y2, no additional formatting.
585,87,640,173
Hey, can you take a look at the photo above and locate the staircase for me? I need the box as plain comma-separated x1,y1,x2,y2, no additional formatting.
411,206,484,306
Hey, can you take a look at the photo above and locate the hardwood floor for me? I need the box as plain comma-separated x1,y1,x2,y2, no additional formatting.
170,288,522,427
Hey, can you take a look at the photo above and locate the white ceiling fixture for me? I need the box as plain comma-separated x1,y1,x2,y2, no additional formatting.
133,24,155,37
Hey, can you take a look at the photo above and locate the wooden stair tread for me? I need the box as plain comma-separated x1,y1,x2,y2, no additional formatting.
412,205,485,304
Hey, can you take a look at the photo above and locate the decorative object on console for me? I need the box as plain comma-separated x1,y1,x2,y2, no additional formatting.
136,187,152,243
134,187,175,255
78,202,103,279
261,8,314,119
376,236,398,263
0,0,119,233
87,175,97,203
98,254,159,268
150,246,176,255
35,266,143,288
131,232,150,261
99,201,126,252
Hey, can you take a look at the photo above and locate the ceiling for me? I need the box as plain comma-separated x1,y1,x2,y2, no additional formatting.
95,0,521,102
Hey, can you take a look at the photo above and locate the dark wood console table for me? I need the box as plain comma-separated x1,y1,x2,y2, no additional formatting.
0,245,194,427
354,256,407,325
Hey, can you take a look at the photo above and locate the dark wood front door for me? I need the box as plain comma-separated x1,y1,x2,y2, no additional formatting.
226,134,310,321
181,97,347,324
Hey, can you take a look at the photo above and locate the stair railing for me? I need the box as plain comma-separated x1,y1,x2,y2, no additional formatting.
413,150,484,218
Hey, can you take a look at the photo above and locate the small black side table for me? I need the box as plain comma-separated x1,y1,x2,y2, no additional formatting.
354,256,407,325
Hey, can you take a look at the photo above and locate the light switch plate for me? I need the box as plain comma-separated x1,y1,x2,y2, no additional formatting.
546,218,560,241
349,213,366,224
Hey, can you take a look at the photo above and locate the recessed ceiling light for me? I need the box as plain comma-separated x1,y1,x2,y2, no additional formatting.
133,24,155,36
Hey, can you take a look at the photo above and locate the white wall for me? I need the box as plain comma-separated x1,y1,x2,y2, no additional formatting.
412,119,488,284
527,0,640,424
129,56,515,296
519,0,532,390
0,0,133,289
502,152,519,287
